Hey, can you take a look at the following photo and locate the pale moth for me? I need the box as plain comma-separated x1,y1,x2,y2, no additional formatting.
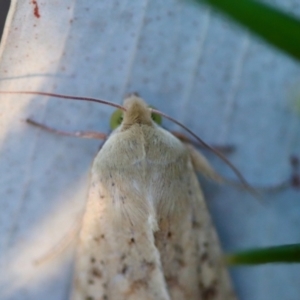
4,91,238,300
69,94,237,300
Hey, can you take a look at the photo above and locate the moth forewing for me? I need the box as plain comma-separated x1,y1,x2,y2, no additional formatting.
71,95,236,300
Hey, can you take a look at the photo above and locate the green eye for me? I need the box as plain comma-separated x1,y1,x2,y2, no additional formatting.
110,109,123,129
149,106,162,125
109,106,162,129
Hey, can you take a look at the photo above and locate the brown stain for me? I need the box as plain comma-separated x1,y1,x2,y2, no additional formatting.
199,280,219,300
201,253,209,262
31,0,41,18
202,286,218,299
91,267,102,278
141,259,154,269
165,276,191,299
121,264,128,274
128,237,135,245
124,279,148,296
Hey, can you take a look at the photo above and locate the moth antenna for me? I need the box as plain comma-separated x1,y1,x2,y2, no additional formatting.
3,90,254,193
151,108,257,195
0,91,126,111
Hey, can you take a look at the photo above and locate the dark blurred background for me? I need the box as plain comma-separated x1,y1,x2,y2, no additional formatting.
0,0,10,41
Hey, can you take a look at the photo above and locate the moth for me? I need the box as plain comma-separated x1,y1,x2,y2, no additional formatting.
2,91,239,300
69,94,237,300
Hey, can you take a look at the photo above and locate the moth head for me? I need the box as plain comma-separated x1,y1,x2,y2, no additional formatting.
110,96,162,130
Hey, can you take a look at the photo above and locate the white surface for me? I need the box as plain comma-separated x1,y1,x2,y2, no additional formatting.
0,1,300,299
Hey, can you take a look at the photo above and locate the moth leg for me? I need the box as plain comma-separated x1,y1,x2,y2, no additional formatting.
189,146,299,193
185,143,224,183
186,144,260,198
171,131,234,153
34,216,82,265
26,118,107,140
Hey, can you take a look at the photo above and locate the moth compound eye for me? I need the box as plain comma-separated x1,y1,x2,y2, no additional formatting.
149,106,162,125
110,109,123,129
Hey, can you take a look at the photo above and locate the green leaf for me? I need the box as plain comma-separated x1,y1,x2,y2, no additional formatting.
226,244,300,265
191,0,300,61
